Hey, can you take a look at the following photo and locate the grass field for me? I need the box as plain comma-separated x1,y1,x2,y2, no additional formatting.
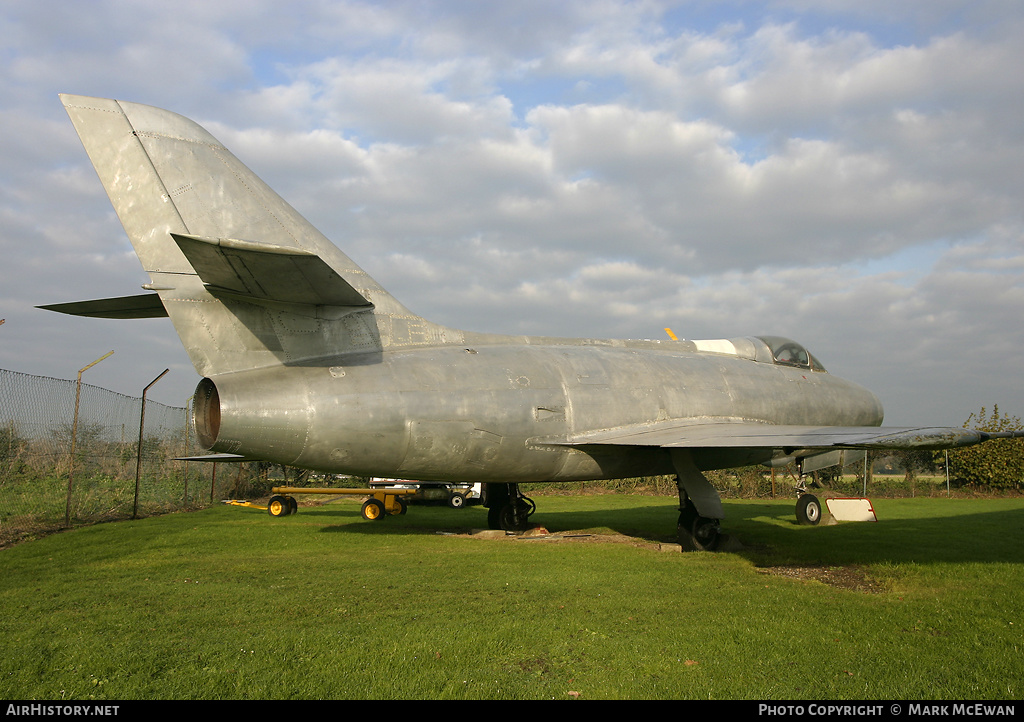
0,494,1021,700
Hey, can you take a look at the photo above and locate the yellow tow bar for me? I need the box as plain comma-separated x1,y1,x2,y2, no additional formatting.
223,499,267,510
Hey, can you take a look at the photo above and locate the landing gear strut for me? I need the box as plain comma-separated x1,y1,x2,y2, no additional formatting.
671,452,724,551
677,496,721,551
484,483,536,532
794,469,823,525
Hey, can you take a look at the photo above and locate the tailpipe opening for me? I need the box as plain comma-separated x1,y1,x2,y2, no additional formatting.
193,377,221,449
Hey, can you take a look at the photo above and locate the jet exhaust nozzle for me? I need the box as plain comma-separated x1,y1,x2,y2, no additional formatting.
193,378,221,449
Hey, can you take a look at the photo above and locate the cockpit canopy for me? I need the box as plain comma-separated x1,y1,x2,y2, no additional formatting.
756,336,827,372
684,335,828,372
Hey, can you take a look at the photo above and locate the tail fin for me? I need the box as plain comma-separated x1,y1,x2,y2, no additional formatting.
58,94,460,376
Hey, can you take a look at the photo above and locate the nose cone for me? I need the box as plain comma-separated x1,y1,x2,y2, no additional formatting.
827,371,885,427
866,388,885,426
849,379,885,426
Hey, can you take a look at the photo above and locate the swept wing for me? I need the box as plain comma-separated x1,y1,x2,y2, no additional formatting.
559,421,1024,451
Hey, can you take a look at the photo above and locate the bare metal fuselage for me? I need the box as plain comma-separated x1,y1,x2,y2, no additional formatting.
196,335,884,482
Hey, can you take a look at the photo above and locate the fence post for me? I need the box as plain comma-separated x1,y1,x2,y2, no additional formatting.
133,369,169,520
183,397,191,504
65,351,113,527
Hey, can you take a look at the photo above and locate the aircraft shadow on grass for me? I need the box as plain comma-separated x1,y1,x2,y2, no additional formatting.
304,499,1024,567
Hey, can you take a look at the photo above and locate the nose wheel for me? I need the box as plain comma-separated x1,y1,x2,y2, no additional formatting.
796,493,821,525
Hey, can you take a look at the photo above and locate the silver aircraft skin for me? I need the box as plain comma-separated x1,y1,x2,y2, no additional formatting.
45,95,1020,549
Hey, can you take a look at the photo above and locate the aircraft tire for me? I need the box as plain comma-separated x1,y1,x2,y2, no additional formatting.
499,502,531,532
361,498,385,521
677,502,720,551
796,494,821,526
485,484,511,529
268,495,291,518
448,492,466,509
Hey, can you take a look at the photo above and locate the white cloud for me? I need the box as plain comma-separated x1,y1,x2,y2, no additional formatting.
0,0,1021,427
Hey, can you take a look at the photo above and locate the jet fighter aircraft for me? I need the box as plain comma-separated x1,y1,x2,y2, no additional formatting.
42,95,1022,550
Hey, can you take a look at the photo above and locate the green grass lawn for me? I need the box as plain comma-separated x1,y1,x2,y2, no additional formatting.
0,494,1021,700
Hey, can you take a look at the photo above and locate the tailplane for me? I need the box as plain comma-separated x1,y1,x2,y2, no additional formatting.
51,95,461,376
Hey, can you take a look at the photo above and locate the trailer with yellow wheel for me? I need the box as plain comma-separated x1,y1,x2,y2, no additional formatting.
261,486,417,520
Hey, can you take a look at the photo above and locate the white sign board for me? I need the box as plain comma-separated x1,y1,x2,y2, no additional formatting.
826,497,877,522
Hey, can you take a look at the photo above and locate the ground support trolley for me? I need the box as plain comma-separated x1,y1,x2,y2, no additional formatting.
260,487,418,520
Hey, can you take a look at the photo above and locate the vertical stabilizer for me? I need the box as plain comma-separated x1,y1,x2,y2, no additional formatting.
59,94,461,376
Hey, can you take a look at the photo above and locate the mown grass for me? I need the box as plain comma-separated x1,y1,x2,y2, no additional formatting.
0,495,1021,700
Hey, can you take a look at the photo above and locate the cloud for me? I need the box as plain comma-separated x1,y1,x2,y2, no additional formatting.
0,0,1021,428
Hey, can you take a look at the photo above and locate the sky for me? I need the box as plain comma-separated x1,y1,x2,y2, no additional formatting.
1,0,1021,426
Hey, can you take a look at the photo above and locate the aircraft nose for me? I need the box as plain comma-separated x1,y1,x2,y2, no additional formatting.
864,387,885,426
840,376,885,426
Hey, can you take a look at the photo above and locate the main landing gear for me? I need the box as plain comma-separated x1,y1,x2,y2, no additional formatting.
677,498,721,551
484,483,536,532
671,450,725,552
675,490,722,552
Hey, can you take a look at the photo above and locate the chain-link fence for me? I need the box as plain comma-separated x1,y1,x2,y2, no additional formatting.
0,368,262,546
4,367,1015,546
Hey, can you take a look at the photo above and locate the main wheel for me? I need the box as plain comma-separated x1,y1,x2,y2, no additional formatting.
677,500,721,551
361,498,385,521
268,494,291,517
499,503,531,532
796,494,821,525
488,504,503,530
485,484,511,530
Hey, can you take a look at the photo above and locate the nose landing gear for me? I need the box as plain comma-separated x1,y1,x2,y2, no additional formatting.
795,492,822,525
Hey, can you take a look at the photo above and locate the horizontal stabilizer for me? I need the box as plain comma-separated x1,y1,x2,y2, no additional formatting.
174,453,251,462
172,233,372,308
37,293,168,319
